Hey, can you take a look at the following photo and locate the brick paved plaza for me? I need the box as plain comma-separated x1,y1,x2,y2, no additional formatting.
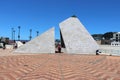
0,49,120,80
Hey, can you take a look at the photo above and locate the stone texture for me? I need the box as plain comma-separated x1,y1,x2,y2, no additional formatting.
14,27,55,53
59,17,99,54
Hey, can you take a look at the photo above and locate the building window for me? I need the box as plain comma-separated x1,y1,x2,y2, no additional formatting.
116,34,118,36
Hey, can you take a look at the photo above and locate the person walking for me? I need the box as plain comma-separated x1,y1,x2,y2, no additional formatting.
57,44,61,53
3,42,6,49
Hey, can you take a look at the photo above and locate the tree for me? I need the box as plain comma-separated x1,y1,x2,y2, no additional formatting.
92,34,103,41
103,32,113,40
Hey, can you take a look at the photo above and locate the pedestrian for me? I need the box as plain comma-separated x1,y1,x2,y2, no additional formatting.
3,42,6,50
57,44,61,53
96,49,99,55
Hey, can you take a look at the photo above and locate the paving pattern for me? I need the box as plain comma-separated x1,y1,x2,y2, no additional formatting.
0,50,120,80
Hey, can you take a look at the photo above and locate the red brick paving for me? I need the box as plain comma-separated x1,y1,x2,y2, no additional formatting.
0,49,120,80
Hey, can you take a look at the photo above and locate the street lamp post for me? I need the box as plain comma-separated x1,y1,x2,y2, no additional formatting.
29,29,32,40
18,26,21,41
36,31,39,36
11,28,14,40
13,30,15,41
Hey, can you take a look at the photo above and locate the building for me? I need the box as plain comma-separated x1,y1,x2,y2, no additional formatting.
112,32,120,42
111,32,120,46
0,37,9,44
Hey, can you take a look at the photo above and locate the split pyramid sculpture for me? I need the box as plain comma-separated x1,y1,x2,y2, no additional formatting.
14,27,55,53
14,17,99,54
59,17,99,54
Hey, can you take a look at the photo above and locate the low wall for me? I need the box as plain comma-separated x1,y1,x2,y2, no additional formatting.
0,43,13,49
99,45,120,56
6,45,14,49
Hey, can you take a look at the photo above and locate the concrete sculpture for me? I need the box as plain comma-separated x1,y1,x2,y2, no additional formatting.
59,17,99,54
14,27,55,53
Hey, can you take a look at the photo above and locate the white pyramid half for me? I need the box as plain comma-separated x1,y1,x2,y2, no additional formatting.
14,27,55,53
59,17,99,54
16,41,23,47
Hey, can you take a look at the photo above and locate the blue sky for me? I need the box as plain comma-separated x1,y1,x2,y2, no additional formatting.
0,0,120,40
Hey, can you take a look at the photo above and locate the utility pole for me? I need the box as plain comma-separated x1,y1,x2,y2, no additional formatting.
18,26,21,41
11,28,14,40
29,29,32,40
13,30,15,41
36,31,39,36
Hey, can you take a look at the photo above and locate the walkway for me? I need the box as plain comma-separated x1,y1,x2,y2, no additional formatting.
0,50,120,80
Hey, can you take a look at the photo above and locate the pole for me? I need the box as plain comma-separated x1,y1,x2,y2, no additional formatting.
11,28,14,40
36,31,39,36
13,30,15,41
29,29,32,40
18,26,20,41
